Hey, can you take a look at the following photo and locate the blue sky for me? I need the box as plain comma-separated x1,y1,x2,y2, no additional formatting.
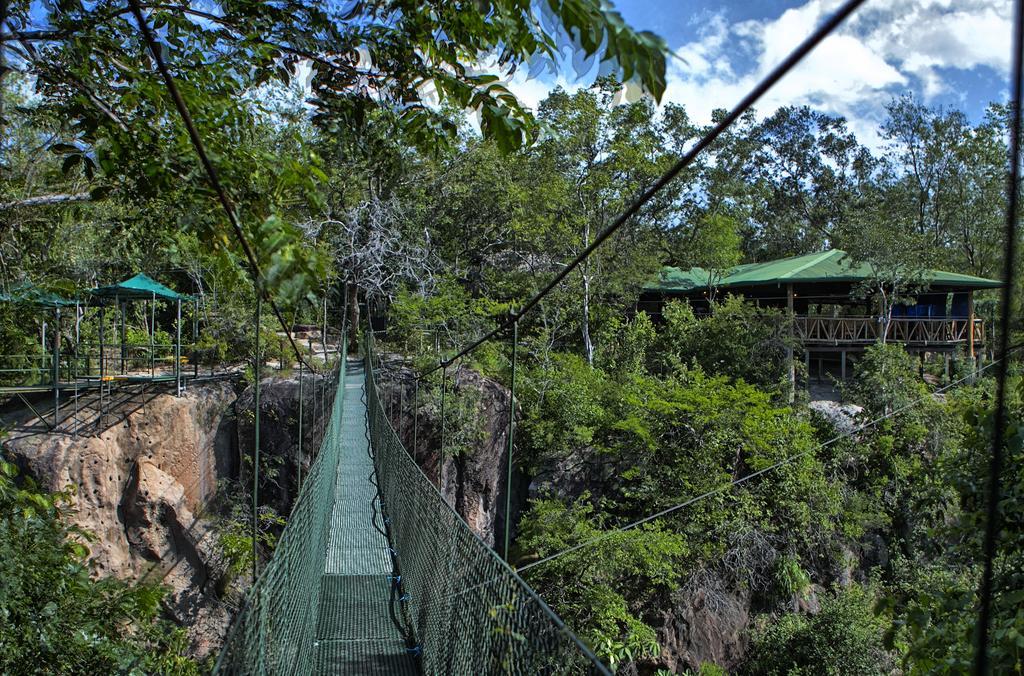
505,0,1015,150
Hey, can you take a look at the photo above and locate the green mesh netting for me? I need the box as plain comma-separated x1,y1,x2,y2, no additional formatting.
214,342,346,675
364,334,609,675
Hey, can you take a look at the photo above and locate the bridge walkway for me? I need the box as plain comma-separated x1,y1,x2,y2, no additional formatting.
314,361,417,674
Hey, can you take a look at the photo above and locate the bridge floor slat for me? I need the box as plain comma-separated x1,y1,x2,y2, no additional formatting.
316,362,417,675
317,575,398,640
313,639,418,676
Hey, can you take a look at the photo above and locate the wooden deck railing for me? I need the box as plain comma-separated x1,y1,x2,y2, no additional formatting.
794,316,984,347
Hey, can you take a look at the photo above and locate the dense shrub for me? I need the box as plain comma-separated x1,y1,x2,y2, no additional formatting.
0,460,198,673
743,586,892,675
652,297,793,394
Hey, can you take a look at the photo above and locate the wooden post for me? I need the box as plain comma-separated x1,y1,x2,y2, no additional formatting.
967,289,976,366
787,284,796,401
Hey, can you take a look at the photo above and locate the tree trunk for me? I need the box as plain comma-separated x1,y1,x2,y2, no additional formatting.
581,222,594,367
879,290,890,345
346,283,360,353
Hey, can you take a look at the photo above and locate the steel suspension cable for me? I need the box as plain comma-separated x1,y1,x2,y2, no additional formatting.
416,0,866,379
252,294,261,583
439,364,447,458
975,0,1024,670
517,348,1024,575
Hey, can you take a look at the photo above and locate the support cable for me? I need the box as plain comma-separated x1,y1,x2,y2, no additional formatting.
415,0,866,379
412,378,419,458
127,0,320,374
297,355,304,491
975,0,1024,670
439,365,447,459
518,349,1024,575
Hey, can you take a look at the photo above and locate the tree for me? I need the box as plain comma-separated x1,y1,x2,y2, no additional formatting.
525,79,680,363
879,96,1008,278
2,0,668,304
314,194,435,349
690,212,741,301
890,377,1024,674
839,217,934,343
744,106,874,260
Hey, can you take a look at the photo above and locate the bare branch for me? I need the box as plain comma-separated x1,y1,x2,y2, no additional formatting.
0,192,93,211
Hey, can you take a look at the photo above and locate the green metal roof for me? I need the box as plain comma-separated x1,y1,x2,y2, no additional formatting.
0,282,77,308
90,273,190,301
647,249,1003,294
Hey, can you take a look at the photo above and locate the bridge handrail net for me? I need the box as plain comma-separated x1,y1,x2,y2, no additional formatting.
364,333,609,675
214,339,346,675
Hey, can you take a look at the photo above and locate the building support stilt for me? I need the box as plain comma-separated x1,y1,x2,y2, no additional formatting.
786,283,795,401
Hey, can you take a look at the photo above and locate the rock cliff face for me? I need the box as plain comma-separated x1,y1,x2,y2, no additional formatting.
655,586,752,672
3,381,238,661
381,361,522,549
235,371,334,517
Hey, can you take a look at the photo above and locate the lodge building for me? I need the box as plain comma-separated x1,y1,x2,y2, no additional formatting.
640,249,1003,382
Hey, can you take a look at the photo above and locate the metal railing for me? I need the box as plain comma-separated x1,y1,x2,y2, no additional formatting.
794,315,985,346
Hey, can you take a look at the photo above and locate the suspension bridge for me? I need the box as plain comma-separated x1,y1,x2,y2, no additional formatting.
214,334,607,674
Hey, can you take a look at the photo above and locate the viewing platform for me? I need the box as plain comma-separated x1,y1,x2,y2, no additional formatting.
795,315,985,350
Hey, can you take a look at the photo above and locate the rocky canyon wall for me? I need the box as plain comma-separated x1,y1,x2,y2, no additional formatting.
3,381,238,660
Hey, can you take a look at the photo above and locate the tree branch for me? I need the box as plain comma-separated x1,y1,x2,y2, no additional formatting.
0,192,93,211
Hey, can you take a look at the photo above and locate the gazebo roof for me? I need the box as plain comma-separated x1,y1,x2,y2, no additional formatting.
0,282,77,308
90,273,190,302
646,249,1003,295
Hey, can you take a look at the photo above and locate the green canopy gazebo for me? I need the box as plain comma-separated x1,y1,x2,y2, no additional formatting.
89,273,196,396
1,273,207,433
0,282,79,427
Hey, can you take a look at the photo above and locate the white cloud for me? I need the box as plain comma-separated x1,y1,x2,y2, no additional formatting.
659,0,1012,149
504,69,583,112
500,0,1012,152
